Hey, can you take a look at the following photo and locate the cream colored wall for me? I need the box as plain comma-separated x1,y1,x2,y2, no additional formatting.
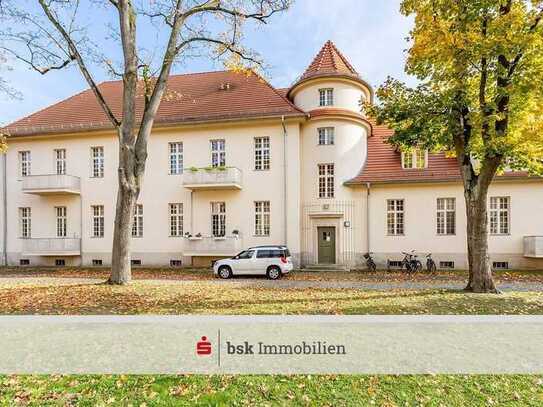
4,119,302,266
292,79,368,113
368,181,543,269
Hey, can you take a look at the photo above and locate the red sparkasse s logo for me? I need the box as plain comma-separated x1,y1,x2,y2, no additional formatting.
196,336,212,356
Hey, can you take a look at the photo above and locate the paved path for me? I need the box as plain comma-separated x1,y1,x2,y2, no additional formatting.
0,276,541,292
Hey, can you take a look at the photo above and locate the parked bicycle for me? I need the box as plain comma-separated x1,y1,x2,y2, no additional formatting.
426,253,437,273
363,252,377,272
401,251,423,273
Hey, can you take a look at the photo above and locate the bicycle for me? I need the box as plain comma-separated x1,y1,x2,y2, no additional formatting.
426,253,437,273
363,252,377,272
401,251,423,273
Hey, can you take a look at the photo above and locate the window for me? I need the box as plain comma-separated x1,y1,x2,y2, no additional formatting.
255,201,270,236
493,261,509,270
170,260,183,267
440,261,455,269
131,259,142,266
169,203,183,237
387,199,404,235
55,149,66,175
19,207,31,238
55,259,66,267
56,206,67,238
318,127,335,145
402,149,428,169
490,197,510,235
91,205,104,238
237,250,255,260
318,164,335,198
20,259,30,266
211,202,226,237
319,88,334,106
256,249,285,259
92,259,103,266
19,151,31,176
437,198,456,235
132,204,144,238
254,137,270,170
91,146,104,177
169,142,183,174
211,139,226,167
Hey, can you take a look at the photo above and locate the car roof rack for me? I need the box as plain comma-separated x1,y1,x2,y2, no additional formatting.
248,245,287,249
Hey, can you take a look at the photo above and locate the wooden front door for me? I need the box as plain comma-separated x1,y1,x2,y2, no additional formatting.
317,227,336,264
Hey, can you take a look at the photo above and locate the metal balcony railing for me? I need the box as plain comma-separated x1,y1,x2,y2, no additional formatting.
182,167,242,190
183,235,242,256
22,174,81,195
22,238,81,256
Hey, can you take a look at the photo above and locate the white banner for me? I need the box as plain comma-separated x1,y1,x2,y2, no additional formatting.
0,315,542,374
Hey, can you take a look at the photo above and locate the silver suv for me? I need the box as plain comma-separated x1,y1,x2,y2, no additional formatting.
213,245,293,280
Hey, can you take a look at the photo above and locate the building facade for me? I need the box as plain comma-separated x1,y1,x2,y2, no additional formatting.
2,41,543,270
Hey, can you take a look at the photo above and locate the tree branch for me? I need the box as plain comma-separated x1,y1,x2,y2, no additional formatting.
37,0,120,127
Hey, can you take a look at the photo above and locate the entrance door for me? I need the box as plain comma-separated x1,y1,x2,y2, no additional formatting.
318,227,336,264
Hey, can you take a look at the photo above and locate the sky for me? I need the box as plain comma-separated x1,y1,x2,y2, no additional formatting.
0,0,415,125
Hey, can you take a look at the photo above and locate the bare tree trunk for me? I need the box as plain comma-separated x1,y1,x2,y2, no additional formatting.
463,185,498,293
110,185,137,284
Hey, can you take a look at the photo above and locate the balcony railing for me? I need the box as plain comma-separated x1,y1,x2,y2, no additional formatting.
523,236,543,258
22,238,81,256
183,235,242,257
183,167,242,190
22,174,81,195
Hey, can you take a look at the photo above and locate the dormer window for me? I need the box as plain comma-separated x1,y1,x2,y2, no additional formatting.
319,88,334,106
402,149,428,169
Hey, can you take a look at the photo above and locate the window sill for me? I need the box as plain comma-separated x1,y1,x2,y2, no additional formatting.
253,169,271,172
490,233,511,236
386,234,405,237
253,235,270,238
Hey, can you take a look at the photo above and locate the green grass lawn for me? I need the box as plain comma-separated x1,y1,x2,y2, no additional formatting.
0,275,541,405
0,280,541,314
0,374,541,406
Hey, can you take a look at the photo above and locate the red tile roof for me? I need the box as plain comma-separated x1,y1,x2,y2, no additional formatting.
5,71,305,136
299,40,359,82
348,123,532,184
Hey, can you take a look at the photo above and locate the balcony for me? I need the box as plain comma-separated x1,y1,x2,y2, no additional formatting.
183,236,242,257
523,236,543,258
22,174,81,195
183,167,242,190
22,238,81,256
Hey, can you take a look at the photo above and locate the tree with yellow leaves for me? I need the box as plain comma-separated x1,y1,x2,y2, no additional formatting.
367,0,543,293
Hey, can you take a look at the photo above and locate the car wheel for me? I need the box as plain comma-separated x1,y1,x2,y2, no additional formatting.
267,266,282,280
218,266,232,279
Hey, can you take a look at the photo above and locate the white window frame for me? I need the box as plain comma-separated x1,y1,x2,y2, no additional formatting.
437,198,456,235
490,196,510,235
318,163,335,198
132,204,144,238
91,205,104,238
401,149,428,169
319,88,334,107
254,201,270,236
169,142,183,175
318,127,335,145
55,206,67,238
387,199,404,236
19,151,31,177
211,139,226,167
169,203,183,237
54,149,66,175
19,207,31,238
254,137,270,170
211,202,226,237
91,146,104,178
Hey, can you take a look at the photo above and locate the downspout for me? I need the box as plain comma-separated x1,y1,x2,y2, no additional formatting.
2,154,7,266
79,179,83,267
281,115,288,245
366,182,371,254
